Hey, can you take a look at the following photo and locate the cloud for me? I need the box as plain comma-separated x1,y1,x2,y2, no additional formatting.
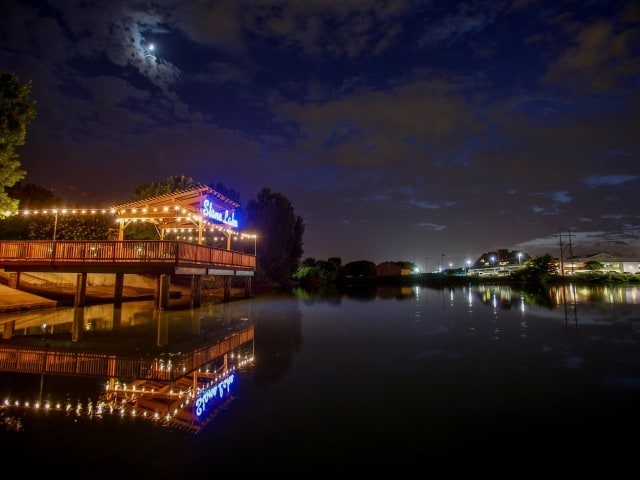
584,174,638,187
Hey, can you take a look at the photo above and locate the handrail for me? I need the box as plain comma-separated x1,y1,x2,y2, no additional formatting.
0,240,255,270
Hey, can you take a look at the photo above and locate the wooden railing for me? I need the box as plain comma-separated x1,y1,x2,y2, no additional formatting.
0,326,254,381
0,240,255,271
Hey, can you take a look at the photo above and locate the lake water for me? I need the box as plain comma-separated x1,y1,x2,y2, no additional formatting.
1,283,639,476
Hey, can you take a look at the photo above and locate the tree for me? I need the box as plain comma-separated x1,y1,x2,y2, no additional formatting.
584,261,604,271
0,182,61,239
344,260,377,277
8,182,60,208
245,187,305,285
0,71,37,217
208,182,241,204
133,175,199,200
518,254,558,284
293,257,342,288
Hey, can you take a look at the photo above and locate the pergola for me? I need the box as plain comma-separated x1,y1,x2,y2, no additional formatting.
113,185,243,247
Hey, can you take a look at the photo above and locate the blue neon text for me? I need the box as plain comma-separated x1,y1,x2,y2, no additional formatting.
201,198,239,228
194,374,235,418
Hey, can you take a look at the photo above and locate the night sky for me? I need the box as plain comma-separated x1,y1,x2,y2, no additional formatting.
1,0,639,269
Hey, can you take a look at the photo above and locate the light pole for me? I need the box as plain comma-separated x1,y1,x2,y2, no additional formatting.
518,252,522,265
425,257,429,273
441,254,445,272
52,209,58,241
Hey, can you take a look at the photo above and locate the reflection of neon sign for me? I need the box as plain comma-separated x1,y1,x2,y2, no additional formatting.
194,374,235,418
201,198,238,228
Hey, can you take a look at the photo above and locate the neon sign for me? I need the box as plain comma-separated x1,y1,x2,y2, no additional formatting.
201,197,238,228
194,374,235,418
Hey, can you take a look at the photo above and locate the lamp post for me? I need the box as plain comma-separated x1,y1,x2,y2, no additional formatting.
518,252,522,265
52,209,58,241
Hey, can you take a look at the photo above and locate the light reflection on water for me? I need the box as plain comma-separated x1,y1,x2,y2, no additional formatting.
1,283,639,475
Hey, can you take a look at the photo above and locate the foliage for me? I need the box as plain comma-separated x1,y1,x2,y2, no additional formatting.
0,212,114,240
208,182,242,204
245,187,305,285
344,260,377,277
583,261,604,271
391,260,416,271
0,71,37,218
9,182,60,208
133,175,200,200
0,183,62,239
510,254,558,284
293,257,343,288
50,214,116,240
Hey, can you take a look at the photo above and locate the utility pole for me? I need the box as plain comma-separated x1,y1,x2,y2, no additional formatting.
557,227,575,276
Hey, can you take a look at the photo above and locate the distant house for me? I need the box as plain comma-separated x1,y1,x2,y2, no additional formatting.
466,250,640,276
563,252,640,275
376,262,412,276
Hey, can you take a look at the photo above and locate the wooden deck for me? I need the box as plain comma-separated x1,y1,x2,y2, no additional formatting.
0,240,255,275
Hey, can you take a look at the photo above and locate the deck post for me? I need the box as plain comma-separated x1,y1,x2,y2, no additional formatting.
244,276,252,297
74,272,87,307
156,309,168,347
72,306,84,342
191,274,202,308
223,276,231,302
156,274,170,309
8,272,19,289
114,273,124,308
3,321,15,339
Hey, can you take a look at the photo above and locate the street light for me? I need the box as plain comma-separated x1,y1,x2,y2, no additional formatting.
518,252,522,265
52,209,58,241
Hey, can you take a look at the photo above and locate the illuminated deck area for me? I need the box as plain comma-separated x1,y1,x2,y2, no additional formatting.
0,240,255,275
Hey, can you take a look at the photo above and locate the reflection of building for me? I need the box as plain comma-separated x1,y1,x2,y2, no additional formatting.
0,324,255,434
376,286,413,299
473,284,514,308
103,341,255,434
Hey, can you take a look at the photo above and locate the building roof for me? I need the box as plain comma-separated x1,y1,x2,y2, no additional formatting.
113,185,241,242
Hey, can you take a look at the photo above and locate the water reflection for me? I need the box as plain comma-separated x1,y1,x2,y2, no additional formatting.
1,283,639,474
4,282,636,346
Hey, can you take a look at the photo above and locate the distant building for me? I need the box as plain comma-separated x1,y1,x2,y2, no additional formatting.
376,262,412,276
468,249,640,277
467,249,530,277
562,252,640,275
